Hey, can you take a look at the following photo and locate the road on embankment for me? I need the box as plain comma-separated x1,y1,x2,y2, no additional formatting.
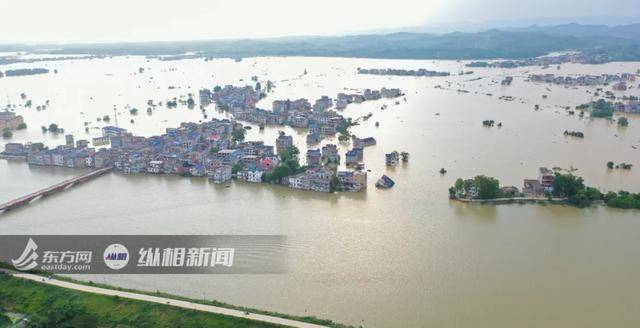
0,269,328,328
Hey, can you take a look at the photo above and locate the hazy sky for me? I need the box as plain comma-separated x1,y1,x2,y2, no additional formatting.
1,0,639,43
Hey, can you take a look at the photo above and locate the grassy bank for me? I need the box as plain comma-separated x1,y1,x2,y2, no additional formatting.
0,262,346,327
0,273,282,328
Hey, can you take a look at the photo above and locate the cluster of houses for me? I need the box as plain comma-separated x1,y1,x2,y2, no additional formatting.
385,151,409,166
9,118,370,193
528,73,637,87
199,84,401,146
615,100,640,114
453,167,557,199
0,111,24,130
334,88,402,110
357,68,450,77
469,52,614,69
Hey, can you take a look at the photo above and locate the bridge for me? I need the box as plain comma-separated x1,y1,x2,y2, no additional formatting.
0,167,112,212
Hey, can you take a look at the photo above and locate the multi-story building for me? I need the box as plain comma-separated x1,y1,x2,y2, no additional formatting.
276,134,294,155
0,111,24,130
321,144,339,164
306,149,322,166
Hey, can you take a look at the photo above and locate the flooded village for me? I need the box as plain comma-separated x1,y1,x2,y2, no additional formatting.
2,82,405,193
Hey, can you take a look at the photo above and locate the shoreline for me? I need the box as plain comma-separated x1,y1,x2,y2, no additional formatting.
452,196,569,205
0,262,344,327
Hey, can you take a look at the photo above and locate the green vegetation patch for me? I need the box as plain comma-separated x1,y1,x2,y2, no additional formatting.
0,274,281,328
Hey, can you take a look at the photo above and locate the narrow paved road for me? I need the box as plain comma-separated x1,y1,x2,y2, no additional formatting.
2,269,327,328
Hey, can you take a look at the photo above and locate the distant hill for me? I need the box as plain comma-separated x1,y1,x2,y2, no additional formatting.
505,23,640,40
4,23,640,61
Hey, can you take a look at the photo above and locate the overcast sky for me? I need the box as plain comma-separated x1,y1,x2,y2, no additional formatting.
1,0,640,43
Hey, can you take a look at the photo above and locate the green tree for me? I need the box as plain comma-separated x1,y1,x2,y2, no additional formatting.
264,165,293,183
553,173,585,198
2,128,12,139
453,178,465,194
604,191,640,209
473,175,500,199
16,122,27,130
48,123,60,133
607,161,615,169
572,187,602,207
589,99,614,118
618,117,629,127
279,146,302,173
232,163,243,175
232,129,246,142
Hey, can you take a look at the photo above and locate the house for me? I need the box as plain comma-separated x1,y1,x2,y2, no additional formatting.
385,152,399,166
352,136,376,148
523,179,542,196
381,88,402,98
211,165,232,183
93,149,113,168
2,143,27,156
306,149,322,166
313,96,333,112
190,163,206,177
375,175,395,188
238,170,263,183
65,135,75,148
321,144,339,164
0,111,24,130
147,160,164,174
308,168,332,192
538,167,555,193
337,170,367,191
288,173,311,190
276,134,293,154
102,126,127,138
501,76,513,85
92,136,110,146
217,149,241,164
501,186,520,196
613,82,627,91
345,148,363,166
306,133,322,144
76,139,90,149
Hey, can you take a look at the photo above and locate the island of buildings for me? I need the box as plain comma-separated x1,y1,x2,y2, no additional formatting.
199,84,402,147
357,68,450,77
466,52,615,68
1,68,50,77
528,73,638,87
2,119,369,193
451,167,557,200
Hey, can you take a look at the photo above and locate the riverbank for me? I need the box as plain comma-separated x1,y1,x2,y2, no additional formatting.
0,265,342,328
0,273,282,328
452,196,568,205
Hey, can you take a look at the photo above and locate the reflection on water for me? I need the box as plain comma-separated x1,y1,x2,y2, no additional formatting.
0,57,640,327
